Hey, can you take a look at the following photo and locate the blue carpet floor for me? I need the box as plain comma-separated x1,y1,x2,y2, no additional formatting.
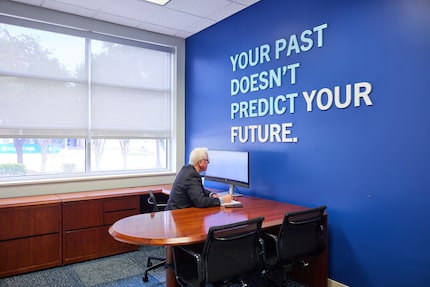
0,246,166,287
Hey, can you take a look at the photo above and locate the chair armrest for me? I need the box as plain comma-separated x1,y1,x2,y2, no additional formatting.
176,245,201,259
262,232,278,242
173,245,204,286
262,231,279,248
261,232,280,267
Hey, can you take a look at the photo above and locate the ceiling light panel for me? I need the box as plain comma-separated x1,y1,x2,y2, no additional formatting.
140,0,171,6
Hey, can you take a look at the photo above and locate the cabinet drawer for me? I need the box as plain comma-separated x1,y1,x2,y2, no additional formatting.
0,203,60,241
0,233,61,278
104,209,138,225
103,196,139,212
64,226,138,264
63,200,103,231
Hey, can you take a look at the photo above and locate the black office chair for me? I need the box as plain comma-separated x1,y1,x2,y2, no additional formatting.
142,189,168,283
172,216,265,287
262,205,327,287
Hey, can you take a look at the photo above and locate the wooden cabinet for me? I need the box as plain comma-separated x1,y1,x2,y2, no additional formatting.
62,195,140,264
0,196,61,278
0,185,171,277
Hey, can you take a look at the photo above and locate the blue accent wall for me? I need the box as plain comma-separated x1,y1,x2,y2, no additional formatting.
185,0,430,285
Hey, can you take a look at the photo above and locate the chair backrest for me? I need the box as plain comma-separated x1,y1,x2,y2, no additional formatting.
277,205,326,265
147,189,167,212
202,216,265,285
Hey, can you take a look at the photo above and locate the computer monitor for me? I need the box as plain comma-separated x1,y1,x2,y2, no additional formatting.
204,150,249,196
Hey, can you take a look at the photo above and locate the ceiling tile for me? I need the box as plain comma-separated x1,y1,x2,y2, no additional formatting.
42,0,98,18
182,17,216,33
145,7,202,30
207,2,247,21
137,21,181,36
48,0,107,12
167,0,232,17
95,12,141,28
101,0,163,22
9,0,260,38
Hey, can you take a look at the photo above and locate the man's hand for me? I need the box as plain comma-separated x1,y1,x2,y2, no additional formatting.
223,194,233,203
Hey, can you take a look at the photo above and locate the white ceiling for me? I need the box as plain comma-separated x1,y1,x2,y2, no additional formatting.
10,0,260,38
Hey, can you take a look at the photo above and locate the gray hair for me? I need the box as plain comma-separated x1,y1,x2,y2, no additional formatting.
189,147,208,165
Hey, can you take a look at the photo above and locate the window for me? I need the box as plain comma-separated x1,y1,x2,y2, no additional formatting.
0,23,174,181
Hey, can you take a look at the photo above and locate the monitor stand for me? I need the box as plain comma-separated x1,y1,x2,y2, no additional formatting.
228,184,243,197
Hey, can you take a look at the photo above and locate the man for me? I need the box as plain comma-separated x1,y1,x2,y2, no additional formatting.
166,147,232,210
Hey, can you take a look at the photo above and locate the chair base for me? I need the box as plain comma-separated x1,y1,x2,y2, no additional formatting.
265,264,311,287
143,256,166,283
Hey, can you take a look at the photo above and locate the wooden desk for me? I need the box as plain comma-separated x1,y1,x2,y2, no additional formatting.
109,196,328,287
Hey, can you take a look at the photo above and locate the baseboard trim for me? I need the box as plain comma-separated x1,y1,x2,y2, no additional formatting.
328,278,349,287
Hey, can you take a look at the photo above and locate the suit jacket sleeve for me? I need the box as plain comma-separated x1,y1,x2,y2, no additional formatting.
167,165,220,209
186,172,220,208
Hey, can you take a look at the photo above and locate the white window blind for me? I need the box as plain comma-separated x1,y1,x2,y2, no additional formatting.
0,23,173,139
0,25,88,137
90,40,171,138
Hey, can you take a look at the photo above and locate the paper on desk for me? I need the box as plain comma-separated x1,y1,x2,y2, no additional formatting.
222,199,243,208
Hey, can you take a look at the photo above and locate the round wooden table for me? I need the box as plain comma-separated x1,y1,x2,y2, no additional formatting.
109,196,314,287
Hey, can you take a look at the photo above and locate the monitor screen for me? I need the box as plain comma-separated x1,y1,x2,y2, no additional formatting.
204,150,249,194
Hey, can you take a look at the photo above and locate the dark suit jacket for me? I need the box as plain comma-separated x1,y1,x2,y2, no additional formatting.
166,164,220,210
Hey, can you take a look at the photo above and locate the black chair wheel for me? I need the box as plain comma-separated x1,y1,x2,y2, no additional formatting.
143,275,149,282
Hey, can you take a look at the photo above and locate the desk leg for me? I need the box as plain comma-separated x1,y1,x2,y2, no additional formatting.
166,246,178,287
